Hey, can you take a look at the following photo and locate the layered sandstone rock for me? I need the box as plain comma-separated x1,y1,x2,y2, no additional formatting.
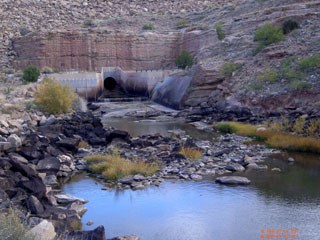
12,29,216,71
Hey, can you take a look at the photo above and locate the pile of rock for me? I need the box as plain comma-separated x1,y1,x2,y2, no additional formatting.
0,111,131,238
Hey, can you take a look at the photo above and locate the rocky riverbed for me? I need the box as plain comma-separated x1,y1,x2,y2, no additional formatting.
0,97,286,240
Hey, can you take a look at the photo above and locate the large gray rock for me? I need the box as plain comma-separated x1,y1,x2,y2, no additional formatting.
26,195,45,214
59,225,106,240
9,153,29,164
67,201,87,217
27,220,56,240
118,175,134,184
0,142,12,151
7,134,22,148
37,157,61,173
216,176,251,185
110,236,140,240
225,163,245,172
55,194,88,204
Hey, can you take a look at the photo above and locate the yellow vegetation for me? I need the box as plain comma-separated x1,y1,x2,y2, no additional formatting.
85,154,159,180
179,147,203,160
35,78,75,114
215,121,320,153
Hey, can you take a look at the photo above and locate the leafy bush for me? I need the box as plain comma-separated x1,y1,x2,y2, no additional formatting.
278,57,305,81
142,23,154,30
176,50,194,69
254,23,284,52
85,154,159,180
290,80,311,91
214,22,225,40
22,66,40,82
282,19,299,34
219,62,239,78
299,55,320,72
35,78,75,114
177,19,189,29
257,67,277,82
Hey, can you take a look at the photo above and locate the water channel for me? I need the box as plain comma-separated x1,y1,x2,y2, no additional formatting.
63,103,320,240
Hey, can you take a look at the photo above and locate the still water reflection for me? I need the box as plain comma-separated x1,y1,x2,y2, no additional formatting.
64,155,320,240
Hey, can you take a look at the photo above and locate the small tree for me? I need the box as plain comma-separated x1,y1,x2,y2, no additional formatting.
35,78,75,114
22,66,40,82
176,50,194,69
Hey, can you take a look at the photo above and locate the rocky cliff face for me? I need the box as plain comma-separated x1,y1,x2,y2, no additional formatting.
4,0,320,117
13,30,216,71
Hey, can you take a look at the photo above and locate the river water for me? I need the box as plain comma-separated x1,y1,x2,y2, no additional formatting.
63,113,320,240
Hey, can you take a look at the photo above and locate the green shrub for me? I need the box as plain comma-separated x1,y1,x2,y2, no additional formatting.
278,57,305,81
299,55,320,72
35,78,75,114
216,122,237,133
177,19,189,29
176,50,194,69
142,23,154,30
290,80,311,91
214,22,225,40
257,67,278,82
22,66,40,82
254,23,284,52
282,19,299,34
219,62,239,78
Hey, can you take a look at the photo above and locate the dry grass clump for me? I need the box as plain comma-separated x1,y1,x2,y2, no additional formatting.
0,209,35,240
179,147,203,160
85,154,159,180
215,121,320,153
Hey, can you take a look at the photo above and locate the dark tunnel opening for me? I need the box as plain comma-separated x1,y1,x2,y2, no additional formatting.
104,77,117,90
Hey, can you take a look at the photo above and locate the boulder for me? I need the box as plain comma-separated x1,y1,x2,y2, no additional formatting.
27,220,56,240
216,176,251,185
105,130,129,143
8,156,38,178
18,176,47,199
110,236,140,240
26,195,45,214
56,138,81,151
133,174,145,181
37,157,61,173
19,146,42,160
67,201,87,217
55,194,88,204
7,134,22,148
59,225,106,240
225,163,245,172
9,153,29,164
0,142,12,151
190,174,203,181
118,175,134,185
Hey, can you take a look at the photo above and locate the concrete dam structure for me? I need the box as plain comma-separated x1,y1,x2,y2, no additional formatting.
52,67,193,109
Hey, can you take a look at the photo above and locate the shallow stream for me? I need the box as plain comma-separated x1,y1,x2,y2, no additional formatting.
64,107,320,240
